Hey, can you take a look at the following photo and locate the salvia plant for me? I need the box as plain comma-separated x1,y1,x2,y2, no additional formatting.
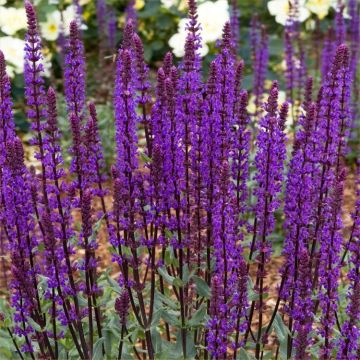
0,0,359,359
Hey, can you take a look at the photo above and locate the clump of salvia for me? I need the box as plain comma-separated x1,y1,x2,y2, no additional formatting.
0,1,359,359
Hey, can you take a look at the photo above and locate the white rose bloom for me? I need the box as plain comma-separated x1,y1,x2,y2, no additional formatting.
0,37,25,77
197,0,229,43
40,11,62,41
306,0,336,19
0,7,27,35
169,27,209,57
161,0,187,10
168,0,228,58
268,0,310,25
169,31,187,57
161,0,178,9
62,5,87,35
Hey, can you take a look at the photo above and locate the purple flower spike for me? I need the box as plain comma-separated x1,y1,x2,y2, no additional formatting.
0,51,15,159
250,81,287,356
64,20,86,120
115,291,130,325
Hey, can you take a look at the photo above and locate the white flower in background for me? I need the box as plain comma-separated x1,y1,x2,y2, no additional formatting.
0,37,25,77
42,50,53,78
0,0,6,5
40,11,62,41
169,20,209,57
197,0,229,43
161,0,178,8
161,0,187,10
267,0,310,25
40,5,87,41
0,7,27,35
62,5,87,34
168,0,228,57
306,0,335,19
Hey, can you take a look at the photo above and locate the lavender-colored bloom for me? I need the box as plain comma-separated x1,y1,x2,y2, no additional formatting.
335,4,346,46
313,45,350,215
115,291,130,325
214,22,236,161
81,189,93,241
44,88,67,186
69,113,86,205
189,87,206,265
107,8,117,50
229,0,240,53
132,33,152,154
162,68,186,244
0,51,15,151
121,21,135,51
125,0,137,28
113,48,140,250
318,169,346,358
179,1,203,250
84,103,107,199
201,61,222,284
72,0,84,29
293,250,314,360
321,28,336,81
303,76,313,112
252,83,287,350
279,103,317,359
2,138,39,345
64,21,86,120
96,0,107,42
24,1,48,167
96,0,107,68
209,161,247,354
284,21,296,102
0,51,15,239
231,88,250,220
207,275,227,358
254,82,287,252
281,103,317,301
251,24,269,118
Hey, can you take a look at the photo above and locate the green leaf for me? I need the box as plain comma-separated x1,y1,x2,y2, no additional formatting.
154,290,178,310
164,246,179,267
158,266,175,284
192,276,211,299
273,314,290,342
27,317,42,332
247,278,258,301
236,348,256,360
92,337,105,360
150,309,162,328
103,328,113,357
164,229,174,240
160,309,180,327
182,265,195,285
158,267,183,288
105,272,122,294
187,305,207,327
139,151,152,163
151,327,163,353
89,215,104,243
273,314,291,359
172,278,184,288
